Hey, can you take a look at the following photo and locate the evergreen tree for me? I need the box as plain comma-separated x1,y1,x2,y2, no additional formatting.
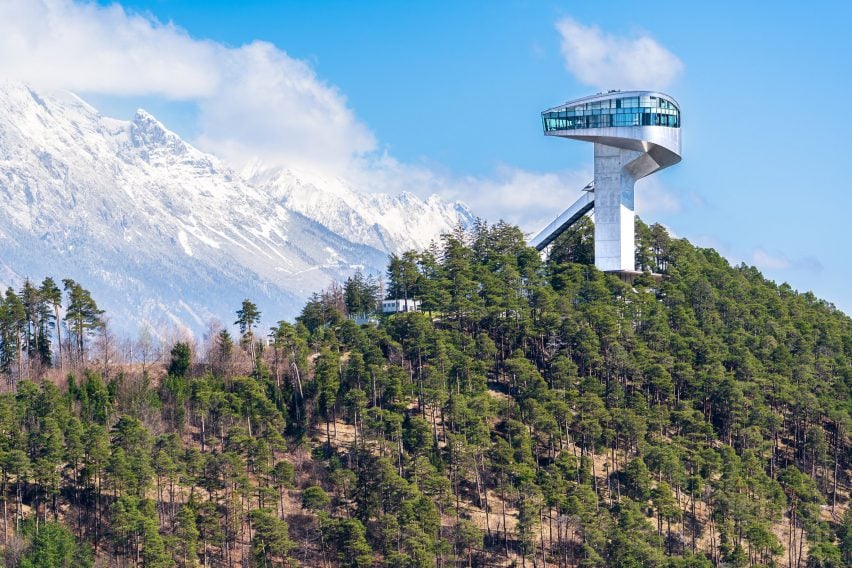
343,272,380,315
248,509,292,568
235,299,261,365
39,277,63,369
61,280,103,367
19,519,92,568
0,228,844,567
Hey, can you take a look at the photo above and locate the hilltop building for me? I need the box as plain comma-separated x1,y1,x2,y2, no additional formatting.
381,299,421,314
530,91,682,277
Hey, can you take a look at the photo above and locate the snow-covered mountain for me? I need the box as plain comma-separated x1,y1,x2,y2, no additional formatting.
246,165,473,254
0,82,473,333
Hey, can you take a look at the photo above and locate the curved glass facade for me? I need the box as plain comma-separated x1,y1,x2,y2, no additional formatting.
542,94,680,132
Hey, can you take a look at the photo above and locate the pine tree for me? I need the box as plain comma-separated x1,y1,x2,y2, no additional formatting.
39,278,63,370
61,280,103,367
174,505,199,567
0,288,26,384
248,509,293,568
19,519,93,568
235,299,261,365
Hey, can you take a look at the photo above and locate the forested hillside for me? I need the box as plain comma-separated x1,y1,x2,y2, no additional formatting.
0,219,848,567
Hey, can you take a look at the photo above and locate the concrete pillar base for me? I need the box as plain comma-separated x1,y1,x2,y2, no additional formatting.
593,143,641,272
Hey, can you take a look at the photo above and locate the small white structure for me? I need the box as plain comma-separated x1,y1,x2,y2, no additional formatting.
381,299,421,314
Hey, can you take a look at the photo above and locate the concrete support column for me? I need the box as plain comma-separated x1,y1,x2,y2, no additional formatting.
593,143,641,272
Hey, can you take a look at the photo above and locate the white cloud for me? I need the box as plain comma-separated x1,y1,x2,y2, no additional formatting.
635,177,681,216
0,1,218,98
0,2,686,234
555,17,683,90
195,42,374,171
459,167,593,234
752,249,791,270
751,249,823,273
690,234,730,254
0,0,374,171
342,156,593,234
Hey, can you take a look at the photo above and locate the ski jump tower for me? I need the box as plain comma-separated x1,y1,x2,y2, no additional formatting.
530,91,682,275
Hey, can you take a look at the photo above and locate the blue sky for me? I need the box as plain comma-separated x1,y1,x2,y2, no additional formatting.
3,1,851,313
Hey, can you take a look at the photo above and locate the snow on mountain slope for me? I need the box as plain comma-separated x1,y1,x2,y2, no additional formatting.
0,81,412,333
246,165,475,253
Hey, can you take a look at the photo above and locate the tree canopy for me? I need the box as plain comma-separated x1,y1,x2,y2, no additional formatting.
0,218,847,567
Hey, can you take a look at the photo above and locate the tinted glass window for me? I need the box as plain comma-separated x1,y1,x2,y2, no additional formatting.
543,95,679,132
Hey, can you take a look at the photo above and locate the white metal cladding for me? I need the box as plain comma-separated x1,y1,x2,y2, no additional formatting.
529,190,594,250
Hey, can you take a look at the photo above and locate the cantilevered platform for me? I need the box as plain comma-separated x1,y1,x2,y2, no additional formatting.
532,91,682,273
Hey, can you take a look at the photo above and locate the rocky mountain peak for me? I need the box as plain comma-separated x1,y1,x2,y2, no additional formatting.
0,82,474,333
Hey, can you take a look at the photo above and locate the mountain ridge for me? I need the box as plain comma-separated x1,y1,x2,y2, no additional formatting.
0,81,474,333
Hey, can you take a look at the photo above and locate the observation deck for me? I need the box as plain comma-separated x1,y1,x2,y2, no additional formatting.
532,91,682,273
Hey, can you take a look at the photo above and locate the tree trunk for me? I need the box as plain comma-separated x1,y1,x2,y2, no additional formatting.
501,475,509,557
832,429,840,515
691,492,696,553
15,330,22,383
2,479,6,546
475,457,491,538
55,307,63,370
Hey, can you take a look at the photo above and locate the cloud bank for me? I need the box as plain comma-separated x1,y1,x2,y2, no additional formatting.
0,0,373,171
0,1,684,233
555,17,683,90
751,249,823,273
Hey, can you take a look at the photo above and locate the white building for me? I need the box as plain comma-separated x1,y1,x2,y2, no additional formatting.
531,91,682,275
381,299,421,314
